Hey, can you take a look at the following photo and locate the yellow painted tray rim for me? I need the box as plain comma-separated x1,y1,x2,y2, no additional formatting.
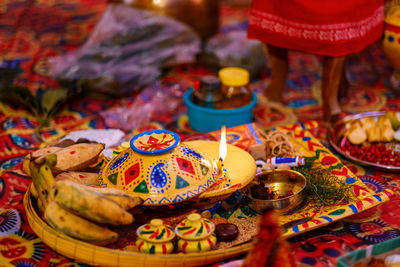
23,188,252,267
183,140,257,199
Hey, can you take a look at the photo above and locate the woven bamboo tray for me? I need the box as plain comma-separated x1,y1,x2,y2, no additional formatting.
23,189,252,267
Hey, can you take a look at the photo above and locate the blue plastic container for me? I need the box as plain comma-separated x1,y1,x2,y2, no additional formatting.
184,88,257,132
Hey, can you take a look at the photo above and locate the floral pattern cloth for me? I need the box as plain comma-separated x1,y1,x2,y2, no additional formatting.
1,1,400,267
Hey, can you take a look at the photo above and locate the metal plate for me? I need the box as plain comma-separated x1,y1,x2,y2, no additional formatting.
328,111,400,173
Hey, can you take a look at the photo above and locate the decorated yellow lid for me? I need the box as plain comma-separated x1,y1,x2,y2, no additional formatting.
99,130,221,206
218,67,249,87
136,219,175,243
175,213,215,240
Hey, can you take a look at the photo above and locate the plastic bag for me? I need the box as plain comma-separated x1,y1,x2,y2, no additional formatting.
199,31,268,79
50,4,201,96
100,81,186,131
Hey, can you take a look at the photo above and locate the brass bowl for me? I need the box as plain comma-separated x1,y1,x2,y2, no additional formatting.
243,170,306,214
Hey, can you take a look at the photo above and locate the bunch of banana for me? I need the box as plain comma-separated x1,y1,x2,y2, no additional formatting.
51,180,134,225
45,179,141,244
29,154,57,209
26,142,142,245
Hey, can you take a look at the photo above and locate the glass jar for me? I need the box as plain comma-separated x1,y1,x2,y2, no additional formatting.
192,75,223,108
218,67,252,109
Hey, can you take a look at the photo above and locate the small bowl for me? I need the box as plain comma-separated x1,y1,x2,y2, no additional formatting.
243,169,306,214
184,88,257,133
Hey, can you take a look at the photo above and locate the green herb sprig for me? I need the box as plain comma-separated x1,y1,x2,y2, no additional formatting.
292,165,358,209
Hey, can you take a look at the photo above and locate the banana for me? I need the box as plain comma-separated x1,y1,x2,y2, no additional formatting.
29,154,57,208
53,180,134,225
29,184,45,213
45,201,118,244
23,155,31,176
30,183,38,198
37,198,45,214
55,171,100,186
87,187,142,210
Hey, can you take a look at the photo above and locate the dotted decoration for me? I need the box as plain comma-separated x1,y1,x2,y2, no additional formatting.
109,152,129,171
151,163,168,188
171,154,199,181
146,161,172,194
119,155,144,189
180,146,203,161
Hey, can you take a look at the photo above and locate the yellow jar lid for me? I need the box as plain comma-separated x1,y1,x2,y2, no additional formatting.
136,219,175,243
218,67,249,87
175,213,215,241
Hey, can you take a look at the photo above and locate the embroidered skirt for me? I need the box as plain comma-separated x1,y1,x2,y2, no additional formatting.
247,0,384,56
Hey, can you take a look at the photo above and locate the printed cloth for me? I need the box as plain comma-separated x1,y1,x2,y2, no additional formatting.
0,0,107,92
1,1,400,267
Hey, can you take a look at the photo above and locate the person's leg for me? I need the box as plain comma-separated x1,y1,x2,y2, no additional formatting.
322,56,346,122
338,57,349,101
266,44,288,103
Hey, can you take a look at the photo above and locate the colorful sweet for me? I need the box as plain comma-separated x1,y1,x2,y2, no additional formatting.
214,223,239,242
175,213,217,253
136,219,175,254
215,217,259,250
99,130,222,206
386,111,400,131
378,116,394,142
366,124,380,143
360,117,375,132
346,116,396,145
347,120,367,145
262,130,296,157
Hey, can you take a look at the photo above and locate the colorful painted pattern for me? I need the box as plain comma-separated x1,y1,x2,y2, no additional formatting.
135,219,176,254
175,214,217,253
99,143,219,205
131,130,180,155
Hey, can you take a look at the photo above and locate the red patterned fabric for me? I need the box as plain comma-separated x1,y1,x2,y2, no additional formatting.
247,0,384,56
0,0,107,93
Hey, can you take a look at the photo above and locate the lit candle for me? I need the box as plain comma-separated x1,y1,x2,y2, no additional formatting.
152,0,167,8
217,125,227,174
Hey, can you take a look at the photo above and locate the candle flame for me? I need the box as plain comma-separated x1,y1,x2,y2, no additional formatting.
152,0,167,7
219,125,227,161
